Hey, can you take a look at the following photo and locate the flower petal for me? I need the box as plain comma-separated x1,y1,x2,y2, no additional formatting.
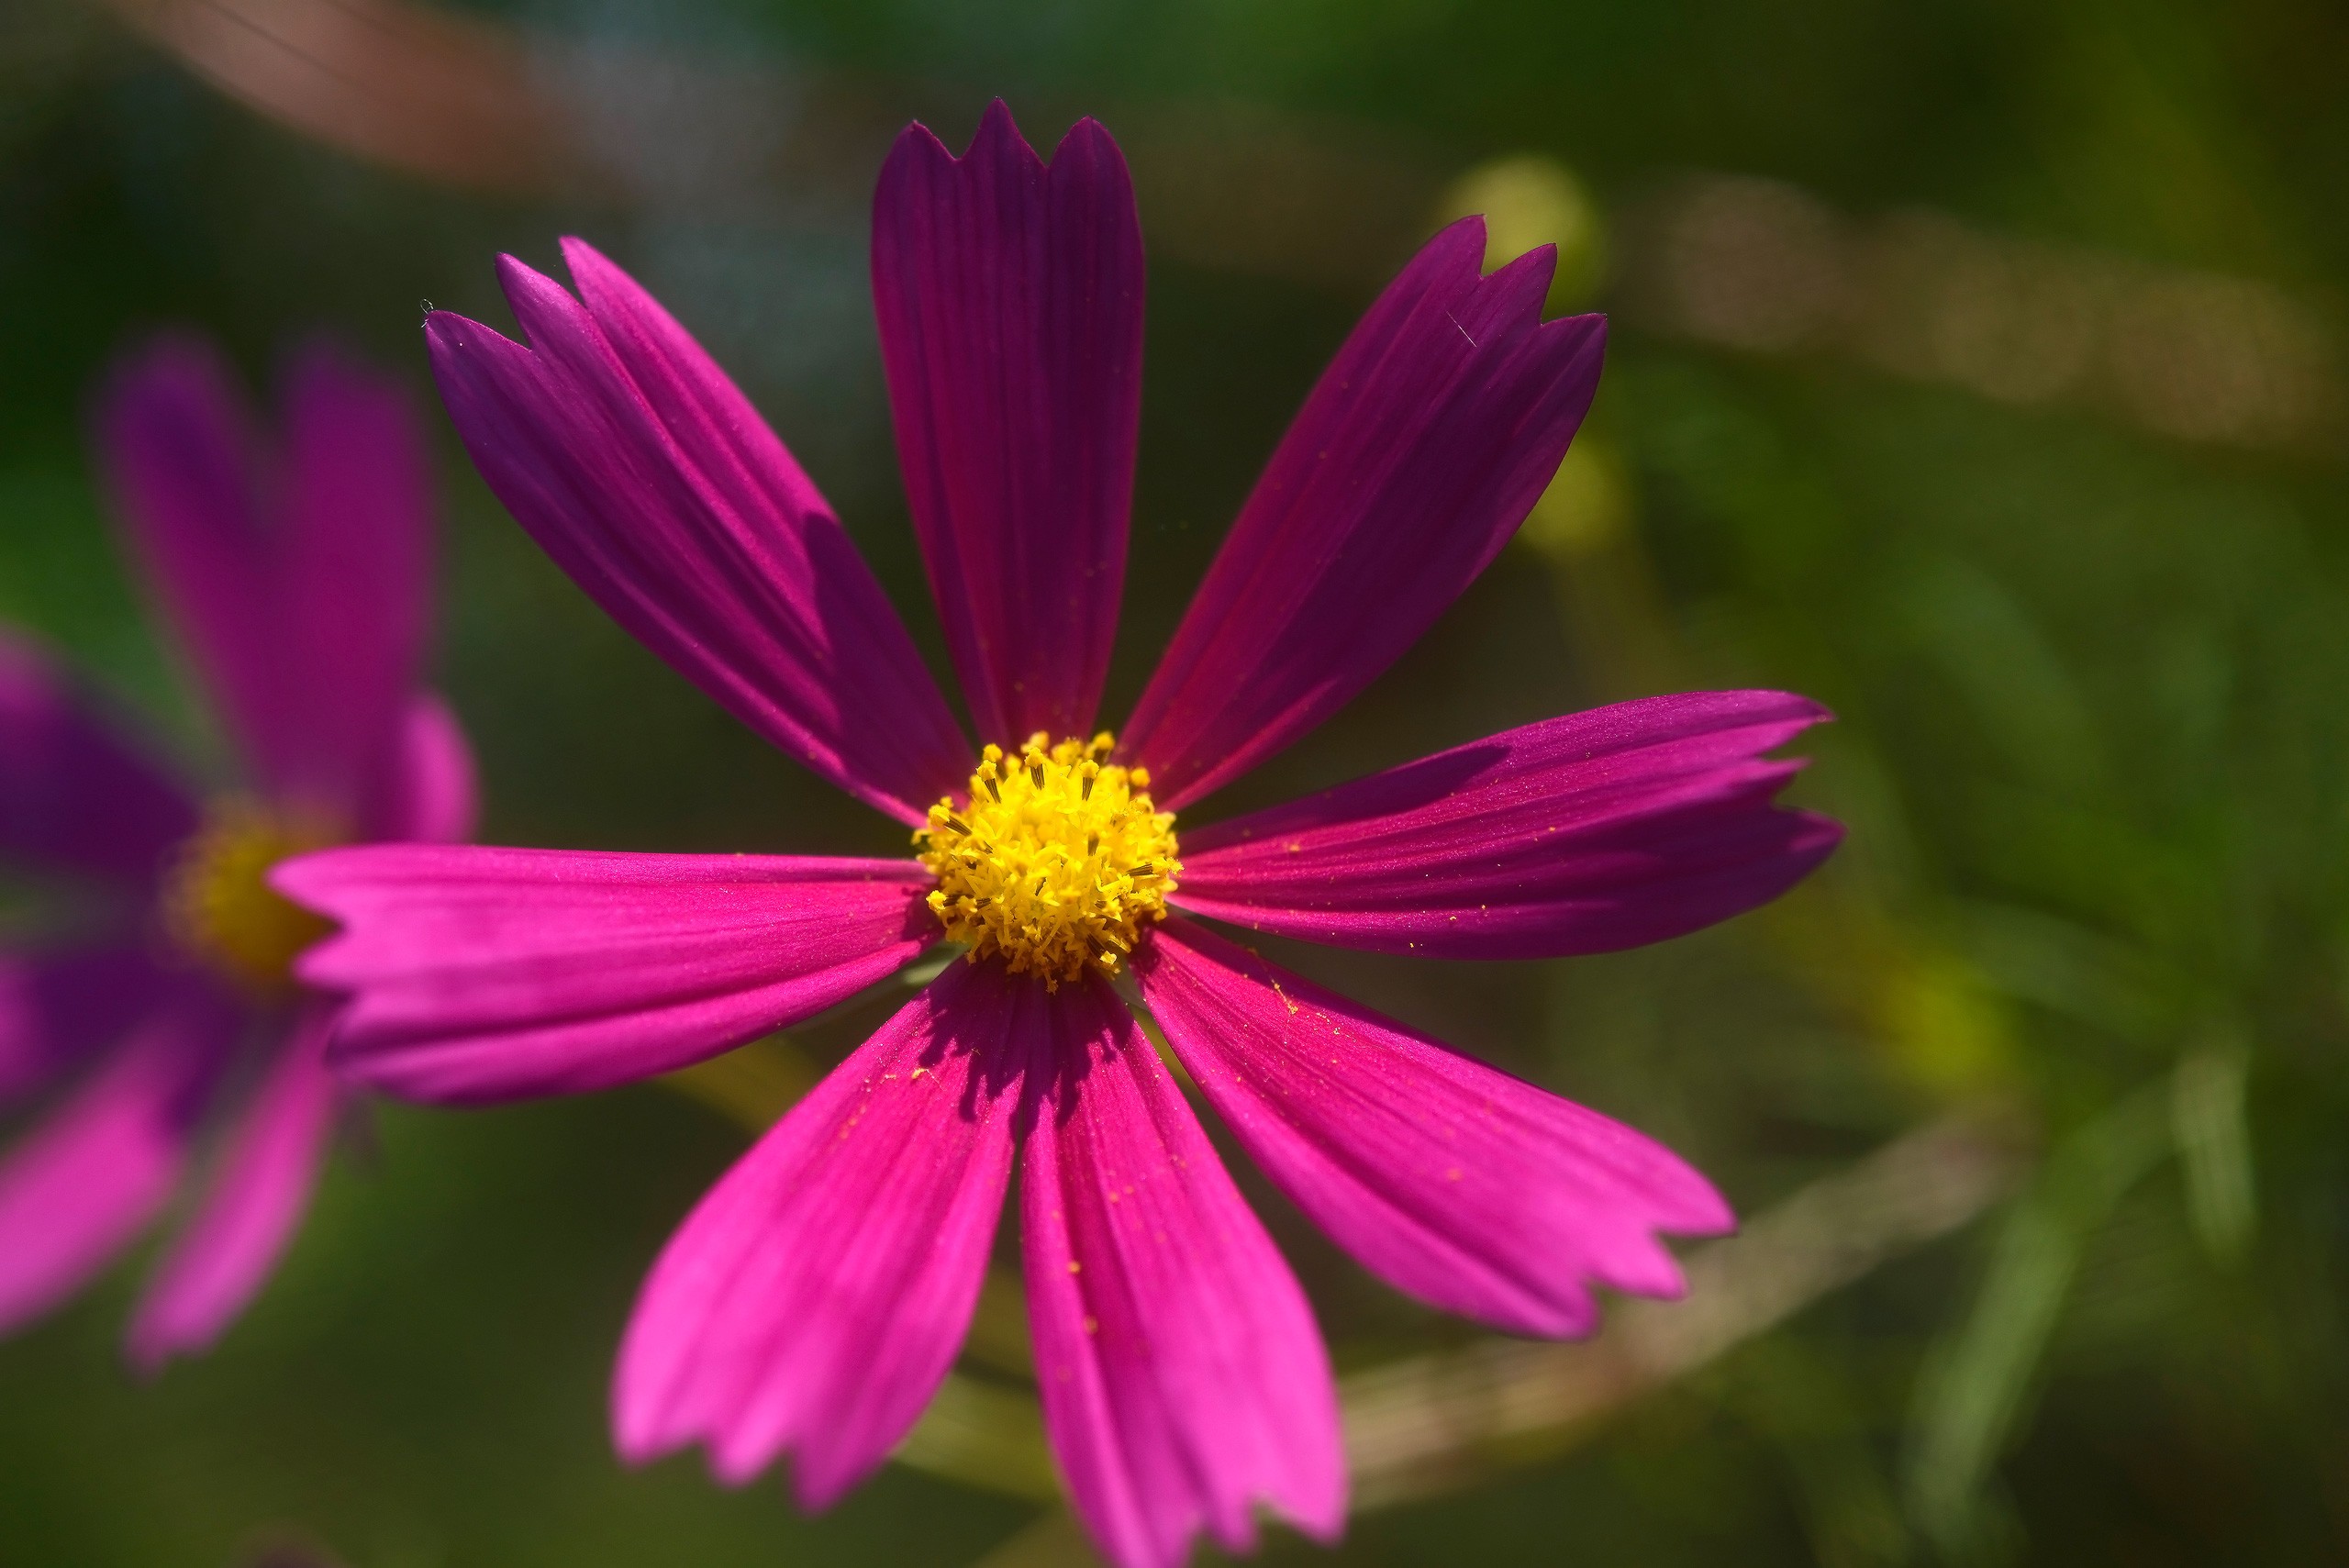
380,693,478,844
0,630,195,885
0,944,177,1106
614,958,1038,1507
0,990,239,1338
1120,220,1605,808
1023,974,1343,1568
127,1000,341,1373
95,338,432,817
272,341,436,822
1173,692,1842,958
276,846,940,1104
94,336,284,782
1133,918,1732,1339
873,102,1142,746
427,249,971,825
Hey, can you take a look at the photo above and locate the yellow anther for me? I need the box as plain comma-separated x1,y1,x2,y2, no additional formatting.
161,798,337,995
917,733,1180,989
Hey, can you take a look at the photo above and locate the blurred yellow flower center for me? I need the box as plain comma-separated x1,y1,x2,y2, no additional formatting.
917,732,1180,989
161,799,336,995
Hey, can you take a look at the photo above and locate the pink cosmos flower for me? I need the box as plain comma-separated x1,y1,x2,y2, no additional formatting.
0,335,473,1371
276,105,1839,1568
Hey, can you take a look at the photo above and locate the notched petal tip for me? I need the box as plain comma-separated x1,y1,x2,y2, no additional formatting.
885,97,1035,174
883,117,956,172
891,97,1112,175
1429,210,1488,253
973,95,1027,150
1052,112,1130,170
1485,237,1561,296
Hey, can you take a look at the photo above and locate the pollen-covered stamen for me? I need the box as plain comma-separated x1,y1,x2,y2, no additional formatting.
917,731,1180,989
161,798,338,995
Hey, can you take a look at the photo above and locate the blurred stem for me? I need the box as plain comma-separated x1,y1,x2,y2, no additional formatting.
2172,1036,2254,1262
896,1372,1062,1504
965,1265,1037,1378
1343,1107,2029,1509
970,1509,1104,1568
1729,1340,1914,1568
659,1033,820,1129
1902,1080,2176,1562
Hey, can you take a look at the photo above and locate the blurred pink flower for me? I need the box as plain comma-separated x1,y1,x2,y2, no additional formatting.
279,104,1837,1568
0,336,473,1372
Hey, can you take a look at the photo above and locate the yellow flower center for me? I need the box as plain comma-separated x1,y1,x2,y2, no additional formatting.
161,798,336,995
917,732,1180,989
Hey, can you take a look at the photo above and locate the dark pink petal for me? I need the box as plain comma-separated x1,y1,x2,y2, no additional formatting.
0,992,238,1338
273,341,436,823
1133,918,1732,1339
0,944,176,1106
1174,692,1842,958
1023,974,1343,1568
615,959,1039,1507
427,250,970,825
380,694,478,844
276,846,939,1104
1120,220,1605,808
94,337,284,784
95,338,433,819
0,630,194,885
127,1000,340,1373
873,102,1142,746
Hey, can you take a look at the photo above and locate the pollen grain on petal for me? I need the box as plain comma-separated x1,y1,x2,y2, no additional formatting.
916,732,1179,988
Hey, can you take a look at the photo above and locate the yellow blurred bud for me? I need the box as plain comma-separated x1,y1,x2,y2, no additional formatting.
1875,951,2016,1095
1438,153,1608,310
1520,435,1632,560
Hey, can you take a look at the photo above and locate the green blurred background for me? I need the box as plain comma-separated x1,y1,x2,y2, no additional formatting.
5,0,2348,1562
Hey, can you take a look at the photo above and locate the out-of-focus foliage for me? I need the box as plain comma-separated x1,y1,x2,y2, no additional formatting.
5,0,2349,1563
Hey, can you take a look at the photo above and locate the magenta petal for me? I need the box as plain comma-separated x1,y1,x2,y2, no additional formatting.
0,944,176,1106
95,338,432,817
1133,918,1732,1339
276,846,940,1104
272,341,436,822
94,337,284,784
0,993,237,1338
0,630,195,885
873,102,1142,745
427,249,971,825
1121,220,1605,808
380,694,478,844
1023,975,1344,1568
127,1001,341,1373
1173,692,1843,958
614,959,1037,1507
